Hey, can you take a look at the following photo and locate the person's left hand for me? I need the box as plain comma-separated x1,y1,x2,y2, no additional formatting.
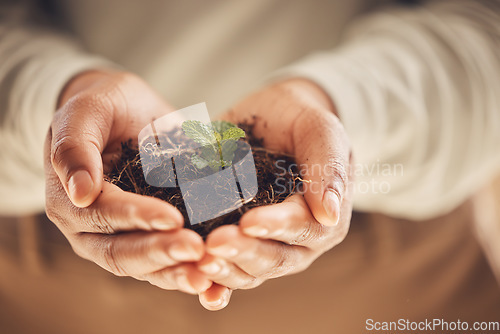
196,79,354,310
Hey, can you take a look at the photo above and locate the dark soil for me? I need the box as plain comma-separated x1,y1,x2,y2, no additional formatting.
105,123,301,238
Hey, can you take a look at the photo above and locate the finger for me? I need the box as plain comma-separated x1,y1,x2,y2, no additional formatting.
45,174,184,233
292,108,351,226
143,263,212,295
199,284,232,311
197,254,262,290
239,194,335,250
206,225,309,278
75,229,205,277
50,92,116,208
45,100,183,233
78,181,185,233
51,73,174,208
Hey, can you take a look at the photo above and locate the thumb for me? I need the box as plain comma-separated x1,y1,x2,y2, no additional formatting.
293,110,351,226
49,94,113,208
49,71,176,208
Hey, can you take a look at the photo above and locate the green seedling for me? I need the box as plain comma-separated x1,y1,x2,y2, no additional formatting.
181,120,245,172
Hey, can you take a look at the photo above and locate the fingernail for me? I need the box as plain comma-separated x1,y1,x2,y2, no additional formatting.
199,261,222,275
322,190,340,226
68,170,93,205
243,225,268,237
209,245,238,258
203,289,232,308
151,218,179,230
169,242,200,262
203,297,224,308
199,258,230,277
176,272,197,294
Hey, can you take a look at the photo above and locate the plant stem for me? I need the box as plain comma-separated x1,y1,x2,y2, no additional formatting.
217,141,224,168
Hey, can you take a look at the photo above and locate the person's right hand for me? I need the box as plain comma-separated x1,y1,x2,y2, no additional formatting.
44,70,212,295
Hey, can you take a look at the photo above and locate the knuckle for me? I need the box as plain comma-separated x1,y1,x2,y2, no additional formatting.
239,278,263,290
318,223,349,253
152,267,186,291
266,246,293,278
61,93,113,130
44,203,60,223
45,207,71,233
58,90,115,128
100,73,135,117
77,208,116,234
325,156,349,197
76,93,115,128
50,135,78,169
44,196,73,232
289,255,315,275
289,220,324,246
103,240,127,276
90,211,116,234
71,90,114,112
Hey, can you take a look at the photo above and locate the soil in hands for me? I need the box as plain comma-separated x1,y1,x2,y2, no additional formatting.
105,123,302,238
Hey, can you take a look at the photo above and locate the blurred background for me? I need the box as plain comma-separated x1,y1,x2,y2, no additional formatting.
1,0,499,333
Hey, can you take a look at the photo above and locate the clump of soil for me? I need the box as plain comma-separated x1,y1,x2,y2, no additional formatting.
106,123,301,238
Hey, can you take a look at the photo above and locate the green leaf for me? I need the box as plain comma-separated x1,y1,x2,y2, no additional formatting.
207,160,222,172
191,154,209,169
199,145,218,162
222,127,245,141
182,120,245,171
221,139,237,162
211,120,235,135
182,120,216,146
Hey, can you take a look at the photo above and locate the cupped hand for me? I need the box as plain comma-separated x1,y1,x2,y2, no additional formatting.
44,70,211,295
197,78,354,310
